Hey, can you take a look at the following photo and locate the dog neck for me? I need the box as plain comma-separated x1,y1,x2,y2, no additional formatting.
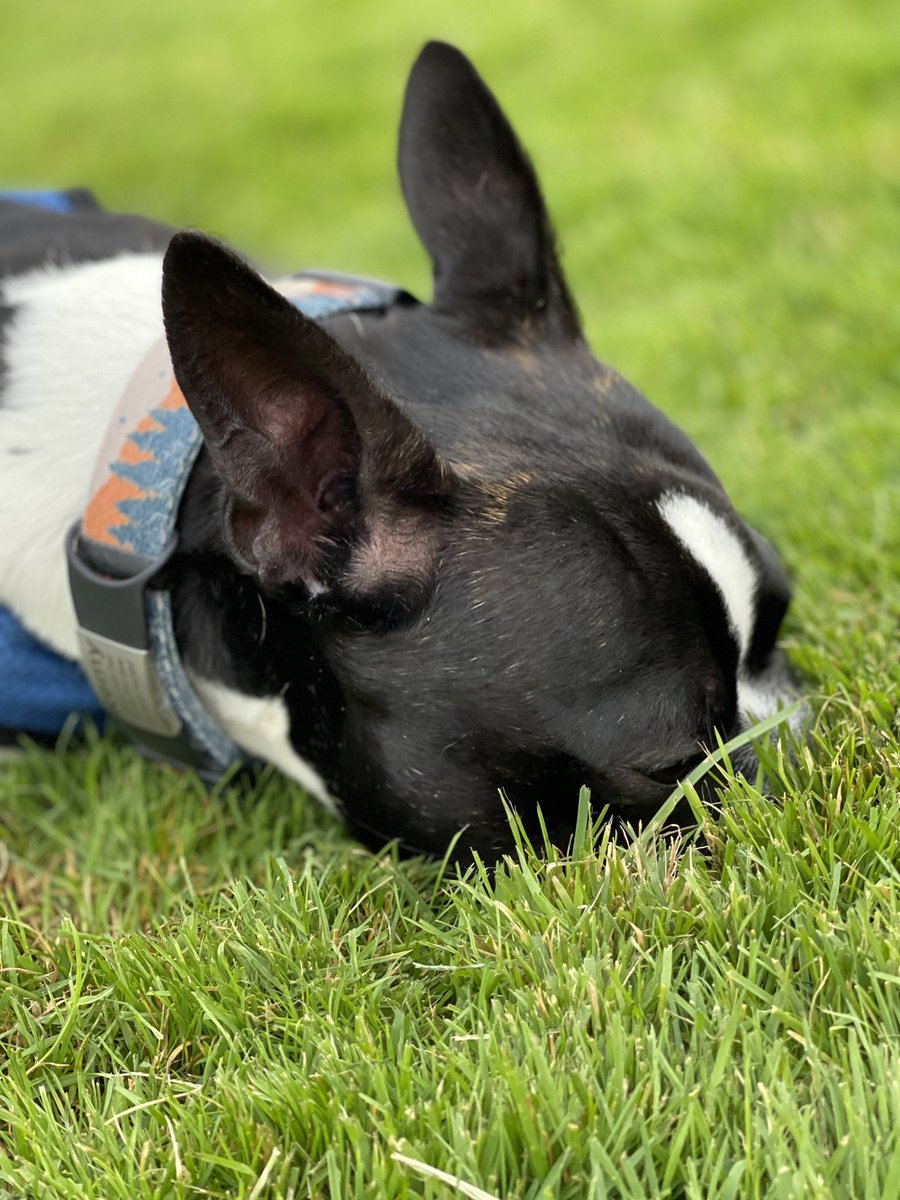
66,271,408,777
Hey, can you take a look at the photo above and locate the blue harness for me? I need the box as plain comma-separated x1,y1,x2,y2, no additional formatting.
1,189,406,774
0,609,104,735
1,190,106,735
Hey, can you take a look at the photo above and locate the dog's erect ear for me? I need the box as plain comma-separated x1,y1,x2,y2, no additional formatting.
399,41,580,344
162,232,451,599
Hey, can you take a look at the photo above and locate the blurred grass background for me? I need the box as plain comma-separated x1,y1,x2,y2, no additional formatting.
2,1,899,1196
4,0,898,604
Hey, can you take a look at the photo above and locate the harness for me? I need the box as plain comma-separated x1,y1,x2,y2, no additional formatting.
1,189,407,776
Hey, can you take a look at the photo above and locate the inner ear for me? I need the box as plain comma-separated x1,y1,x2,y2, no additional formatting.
162,231,453,596
398,41,580,344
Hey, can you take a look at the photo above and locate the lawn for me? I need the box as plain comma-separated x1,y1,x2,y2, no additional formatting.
1,0,899,1196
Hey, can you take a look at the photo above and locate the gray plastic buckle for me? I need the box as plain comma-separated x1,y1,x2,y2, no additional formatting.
67,526,180,736
66,523,223,781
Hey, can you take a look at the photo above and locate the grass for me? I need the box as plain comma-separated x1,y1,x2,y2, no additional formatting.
1,0,899,1195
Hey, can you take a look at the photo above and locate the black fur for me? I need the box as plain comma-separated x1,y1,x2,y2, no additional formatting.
2,43,796,860
0,196,172,277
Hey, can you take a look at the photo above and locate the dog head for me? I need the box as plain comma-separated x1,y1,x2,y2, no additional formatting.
162,42,798,859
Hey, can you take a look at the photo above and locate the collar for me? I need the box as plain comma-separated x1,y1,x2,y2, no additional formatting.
67,270,408,780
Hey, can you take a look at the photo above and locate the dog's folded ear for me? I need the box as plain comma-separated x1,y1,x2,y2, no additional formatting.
162,231,453,607
399,41,581,344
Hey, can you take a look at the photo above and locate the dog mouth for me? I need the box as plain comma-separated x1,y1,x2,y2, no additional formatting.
642,752,708,788
342,689,809,861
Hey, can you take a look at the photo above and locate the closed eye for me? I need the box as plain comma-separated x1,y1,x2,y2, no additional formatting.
644,751,706,787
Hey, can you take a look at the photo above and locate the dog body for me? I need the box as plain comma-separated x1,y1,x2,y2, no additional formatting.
0,43,797,857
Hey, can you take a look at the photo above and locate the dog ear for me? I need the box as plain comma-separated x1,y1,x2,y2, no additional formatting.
399,41,580,344
162,232,452,600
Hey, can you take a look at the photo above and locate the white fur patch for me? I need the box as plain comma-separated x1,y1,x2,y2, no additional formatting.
657,491,758,665
0,253,165,657
737,670,806,739
0,253,341,814
737,674,783,723
188,674,339,813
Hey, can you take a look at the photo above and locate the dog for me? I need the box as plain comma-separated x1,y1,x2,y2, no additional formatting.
0,41,800,859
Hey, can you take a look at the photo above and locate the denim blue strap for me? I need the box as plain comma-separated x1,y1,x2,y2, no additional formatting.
0,607,104,735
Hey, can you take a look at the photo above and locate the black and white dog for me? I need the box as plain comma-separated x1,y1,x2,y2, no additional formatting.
0,42,799,858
